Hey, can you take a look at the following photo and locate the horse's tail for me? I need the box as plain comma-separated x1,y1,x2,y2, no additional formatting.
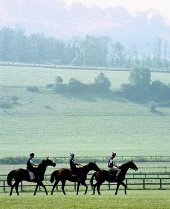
50,170,58,183
7,170,16,186
90,171,97,187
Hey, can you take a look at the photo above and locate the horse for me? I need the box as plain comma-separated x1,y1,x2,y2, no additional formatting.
50,162,100,195
90,161,138,195
7,158,56,196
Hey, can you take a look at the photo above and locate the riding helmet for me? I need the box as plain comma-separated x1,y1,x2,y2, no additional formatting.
30,153,34,157
112,152,116,157
70,153,74,158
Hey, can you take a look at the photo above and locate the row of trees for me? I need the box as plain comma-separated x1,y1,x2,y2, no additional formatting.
51,67,170,104
0,27,170,69
121,67,170,103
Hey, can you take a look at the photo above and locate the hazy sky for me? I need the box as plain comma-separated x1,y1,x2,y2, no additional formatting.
60,0,170,22
0,0,169,42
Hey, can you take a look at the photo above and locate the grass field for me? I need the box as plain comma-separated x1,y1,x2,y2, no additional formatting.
0,59,170,209
0,191,170,209
0,66,170,158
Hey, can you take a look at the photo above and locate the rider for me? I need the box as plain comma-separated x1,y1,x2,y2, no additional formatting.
108,152,121,179
69,153,82,178
27,153,39,180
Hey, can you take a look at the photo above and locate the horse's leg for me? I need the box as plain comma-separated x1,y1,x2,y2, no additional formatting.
91,182,98,195
97,183,101,195
51,180,59,195
61,180,66,195
115,182,120,195
81,181,88,195
10,182,16,196
120,181,127,195
15,182,20,196
76,181,80,195
10,186,13,196
39,181,48,195
34,182,39,195
92,183,96,195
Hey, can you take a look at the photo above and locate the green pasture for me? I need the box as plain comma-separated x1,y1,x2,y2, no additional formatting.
0,191,170,209
0,66,170,158
1,66,170,89
1,161,170,176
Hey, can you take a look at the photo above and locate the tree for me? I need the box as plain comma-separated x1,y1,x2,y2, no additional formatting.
110,42,125,67
55,76,63,84
126,66,151,102
93,72,111,91
151,80,170,101
129,66,151,88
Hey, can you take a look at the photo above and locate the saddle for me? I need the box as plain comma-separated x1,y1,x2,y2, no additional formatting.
108,170,116,179
28,171,35,180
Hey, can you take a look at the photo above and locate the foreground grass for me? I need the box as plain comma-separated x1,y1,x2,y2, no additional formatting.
0,191,170,209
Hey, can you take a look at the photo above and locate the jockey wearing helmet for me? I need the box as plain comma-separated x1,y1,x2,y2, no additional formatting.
69,153,82,177
27,153,39,180
108,152,121,179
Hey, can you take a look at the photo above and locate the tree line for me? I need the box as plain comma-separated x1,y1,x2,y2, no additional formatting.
0,27,170,69
51,67,170,105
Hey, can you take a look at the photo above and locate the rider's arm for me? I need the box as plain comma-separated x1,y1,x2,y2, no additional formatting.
113,163,119,168
31,163,38,167
30,160,38,167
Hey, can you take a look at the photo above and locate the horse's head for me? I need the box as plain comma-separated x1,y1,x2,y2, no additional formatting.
88,162,101,172
42,158,56,167
128,161,138,171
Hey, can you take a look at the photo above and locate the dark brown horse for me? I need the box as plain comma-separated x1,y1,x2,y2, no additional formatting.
90,161,138,195
7,158,56,196
50,162,100,195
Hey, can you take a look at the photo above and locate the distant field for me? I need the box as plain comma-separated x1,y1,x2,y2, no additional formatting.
1,65,170,89
0,66,170,158
1,161,170,176
0,191,170,209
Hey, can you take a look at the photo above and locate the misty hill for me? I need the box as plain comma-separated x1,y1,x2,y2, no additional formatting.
0,1,170,51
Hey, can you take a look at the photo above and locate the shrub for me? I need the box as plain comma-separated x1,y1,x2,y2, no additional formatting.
27,86,39,92
0,98,13,109
55,76,63,84
46,84,54,89
94,72,111,91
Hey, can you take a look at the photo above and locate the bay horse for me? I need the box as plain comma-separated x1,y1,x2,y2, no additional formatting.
50,162,100,195
7,158,56,196
90,161,138,195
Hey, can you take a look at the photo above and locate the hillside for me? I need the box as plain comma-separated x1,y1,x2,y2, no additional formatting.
0,66,170,157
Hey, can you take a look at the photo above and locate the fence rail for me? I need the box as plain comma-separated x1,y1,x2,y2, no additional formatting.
0,62,170,73
1,155,170,165
1,173,170,193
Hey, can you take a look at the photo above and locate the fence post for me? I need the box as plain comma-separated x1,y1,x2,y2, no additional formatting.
143,179,145,189
160,179,162,189
74,182,76,191
3,180,5,192
108,182,110,190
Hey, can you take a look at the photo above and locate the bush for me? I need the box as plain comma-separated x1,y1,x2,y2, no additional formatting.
46,84,54,89
0,98,13,109
27,86,39,93
129,66,151,88
55,76,63,84
151,81,170,101
94,72,111,91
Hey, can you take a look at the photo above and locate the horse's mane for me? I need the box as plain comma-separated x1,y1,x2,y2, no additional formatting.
119,161,133,169
37,159,47,168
